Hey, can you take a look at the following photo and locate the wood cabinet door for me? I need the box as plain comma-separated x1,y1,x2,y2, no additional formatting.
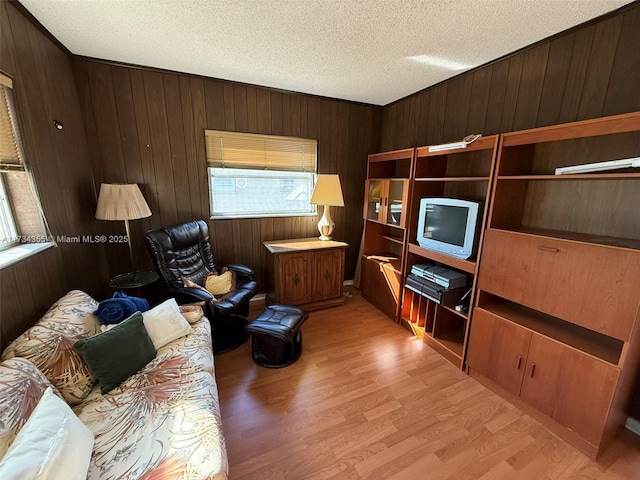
360,257,398,320
478,229,640,340
364,180,387,223
520,335,619,445
313,249,344,301
466,308,531,396
277,252,312,305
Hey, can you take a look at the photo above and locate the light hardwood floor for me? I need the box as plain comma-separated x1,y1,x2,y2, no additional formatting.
215,290,640,479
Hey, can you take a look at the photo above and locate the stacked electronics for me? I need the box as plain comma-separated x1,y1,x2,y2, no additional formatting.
405,263,470,309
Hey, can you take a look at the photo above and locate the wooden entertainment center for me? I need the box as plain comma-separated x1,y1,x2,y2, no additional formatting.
359,112,640,458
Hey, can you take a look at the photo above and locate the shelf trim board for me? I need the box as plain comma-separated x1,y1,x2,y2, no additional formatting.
413,176,491,182
407,243,476,274
368,148,415,162
501,111,640,147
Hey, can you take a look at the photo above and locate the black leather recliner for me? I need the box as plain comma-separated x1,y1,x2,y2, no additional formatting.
144,219,257,354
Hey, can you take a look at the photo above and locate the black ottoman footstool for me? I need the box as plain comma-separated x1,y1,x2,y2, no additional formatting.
245,305,308,368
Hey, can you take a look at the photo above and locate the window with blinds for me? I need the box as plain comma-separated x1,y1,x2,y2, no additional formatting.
205,130,318,219
0,72,52,263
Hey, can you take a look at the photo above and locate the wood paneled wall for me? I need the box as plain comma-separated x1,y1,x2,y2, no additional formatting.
73,59,382,290
0,2,110,350
378,3,640,419
380,4,640,151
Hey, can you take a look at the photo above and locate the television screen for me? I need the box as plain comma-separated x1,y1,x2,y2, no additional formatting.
422,204,469,247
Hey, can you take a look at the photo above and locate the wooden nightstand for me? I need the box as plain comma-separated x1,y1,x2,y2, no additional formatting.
263,238,348,311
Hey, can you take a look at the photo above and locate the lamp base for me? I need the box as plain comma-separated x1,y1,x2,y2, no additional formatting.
317,205,334,241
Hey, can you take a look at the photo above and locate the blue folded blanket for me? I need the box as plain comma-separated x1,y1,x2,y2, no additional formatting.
95,291,150,325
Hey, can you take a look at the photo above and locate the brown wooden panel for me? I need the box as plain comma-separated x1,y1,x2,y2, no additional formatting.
536,34,574,127
484,60,509,135
558,25,595,123
577,15,623,120
144,70,179,227
512,44,549,131
603,5,640,115
443,74,473,140
466,67,492,135
500,55,524,132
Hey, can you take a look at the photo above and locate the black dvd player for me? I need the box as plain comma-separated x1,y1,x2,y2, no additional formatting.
405,273,466,306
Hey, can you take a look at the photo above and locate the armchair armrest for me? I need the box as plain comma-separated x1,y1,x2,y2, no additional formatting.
169,287,213,304
225,263,255,282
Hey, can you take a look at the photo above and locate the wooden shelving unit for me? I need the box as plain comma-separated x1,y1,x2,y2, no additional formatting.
400,135,500,369
466,111,640,459
360,148,414,321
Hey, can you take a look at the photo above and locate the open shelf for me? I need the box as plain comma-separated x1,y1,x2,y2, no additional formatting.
477,294,624,366
408,243,476,274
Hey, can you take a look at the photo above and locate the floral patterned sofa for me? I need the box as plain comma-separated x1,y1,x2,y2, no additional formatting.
0,290,228,480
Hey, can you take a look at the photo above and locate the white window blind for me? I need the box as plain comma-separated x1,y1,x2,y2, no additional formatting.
204,130,318,219
0,74,25,172
205,130,317,172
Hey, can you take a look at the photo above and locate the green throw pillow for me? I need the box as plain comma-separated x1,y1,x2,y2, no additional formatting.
73,312,156,394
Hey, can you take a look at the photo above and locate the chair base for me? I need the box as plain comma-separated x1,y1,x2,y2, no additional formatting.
212,315,250,355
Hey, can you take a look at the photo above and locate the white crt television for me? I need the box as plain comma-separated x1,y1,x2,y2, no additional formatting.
416,198,482,260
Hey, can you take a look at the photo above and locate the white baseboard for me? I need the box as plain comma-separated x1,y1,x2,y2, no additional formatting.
626,416,640,436
344,279,354,286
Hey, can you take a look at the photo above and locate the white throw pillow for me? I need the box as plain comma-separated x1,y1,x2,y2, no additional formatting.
142,298,193,349
0,387,94,480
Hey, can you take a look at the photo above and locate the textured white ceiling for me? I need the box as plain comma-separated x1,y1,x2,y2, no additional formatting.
20,0,632,106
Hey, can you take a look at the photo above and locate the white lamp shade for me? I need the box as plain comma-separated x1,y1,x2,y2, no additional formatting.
310,174,344,206
95,184,151,220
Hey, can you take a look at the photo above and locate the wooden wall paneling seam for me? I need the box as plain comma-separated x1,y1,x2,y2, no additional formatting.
143,70,179,228
576,15,623,120
189,77,209,219
269,90,283,135
222,83,236,131
130,69,161,237
255,87,271,135
558,25,596,123
603,6,640,114
500,55,525,133
483,60,510,135
535,34,574,128
245,85,258,132
432,83,448,144
73,60,105,192
178,76,200,216
416,90,431,147
233,84,249,133
407,95,421,148
512,43,550,132
281,92,292,136
443,74,473,141
465,67,492,136
162,73,191,223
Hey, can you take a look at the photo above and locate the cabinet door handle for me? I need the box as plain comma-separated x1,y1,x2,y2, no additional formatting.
538,246,559,253
516,355,522,370
293,273,300,286
529,363,536,377
324,271,331,280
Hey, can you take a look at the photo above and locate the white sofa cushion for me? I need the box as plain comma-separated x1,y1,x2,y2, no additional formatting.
0,387,94,480
143,298,193,349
